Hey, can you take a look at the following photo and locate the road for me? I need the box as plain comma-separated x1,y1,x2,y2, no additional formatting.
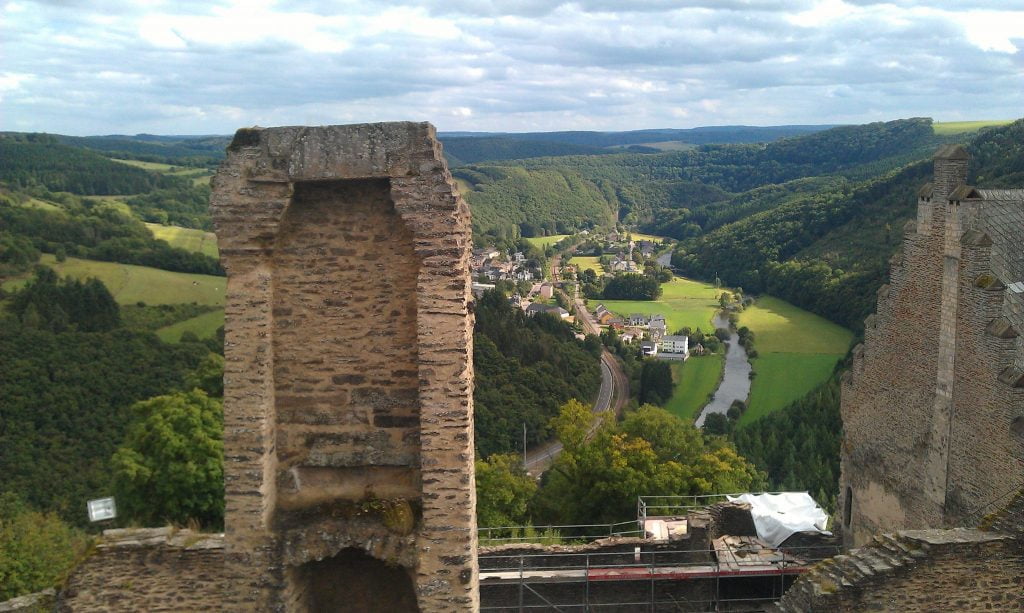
523,291,629,475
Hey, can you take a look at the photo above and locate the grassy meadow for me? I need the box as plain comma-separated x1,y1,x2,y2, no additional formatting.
525,234,570,250
625,231,673,243
738,295,853,425
570,255,605,275
933,120,1013,135
664,355,724,422
146,223,220,258
600,276,721,333
157,309,225,342
2,254,225,306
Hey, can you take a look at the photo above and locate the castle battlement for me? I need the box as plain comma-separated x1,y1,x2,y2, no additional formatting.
840,146,1024,548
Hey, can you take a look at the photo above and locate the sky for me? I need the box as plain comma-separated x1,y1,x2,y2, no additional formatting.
2,0,1022,136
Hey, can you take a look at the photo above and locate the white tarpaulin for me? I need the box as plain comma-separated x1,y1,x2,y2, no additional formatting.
726,492,830,547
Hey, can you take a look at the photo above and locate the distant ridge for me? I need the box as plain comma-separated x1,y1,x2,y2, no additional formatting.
439,125,838,147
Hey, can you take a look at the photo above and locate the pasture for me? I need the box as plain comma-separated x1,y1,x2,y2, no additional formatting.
146,223,220,258
740,354,840,425
664,355,724,422
570,256,605,275
526,234,570,250
2,254,225,306
933,120,1012,135
157,309,225,343
739,296,852,354
625,231,673,243
737,295,852,424
601,276,722,333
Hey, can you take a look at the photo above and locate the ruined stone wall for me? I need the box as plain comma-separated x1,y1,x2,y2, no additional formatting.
211,122,477,611
772,528,1024,612
56,529,225,613
839,147,1024,547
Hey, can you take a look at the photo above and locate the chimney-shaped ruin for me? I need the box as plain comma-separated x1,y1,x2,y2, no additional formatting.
211,122,478,612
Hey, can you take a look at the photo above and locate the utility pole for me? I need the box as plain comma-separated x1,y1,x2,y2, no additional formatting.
523,422,527,467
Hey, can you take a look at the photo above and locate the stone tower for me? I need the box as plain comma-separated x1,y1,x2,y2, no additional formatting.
839,145,1024,547
211,122,478,611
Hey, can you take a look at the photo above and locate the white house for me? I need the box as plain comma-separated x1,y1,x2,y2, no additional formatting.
659,334,689,357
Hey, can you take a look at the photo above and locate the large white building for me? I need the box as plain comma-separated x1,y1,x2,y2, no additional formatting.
659,335,689,357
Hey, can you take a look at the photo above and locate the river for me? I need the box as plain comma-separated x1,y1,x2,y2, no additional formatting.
695,312,752,427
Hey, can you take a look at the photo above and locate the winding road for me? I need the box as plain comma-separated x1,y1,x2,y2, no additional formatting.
523,290,629,475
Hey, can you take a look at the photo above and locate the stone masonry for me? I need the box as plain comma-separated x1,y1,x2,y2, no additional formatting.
839,145,1024,547
211,122,478,611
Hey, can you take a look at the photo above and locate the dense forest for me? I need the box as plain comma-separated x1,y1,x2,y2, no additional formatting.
0,136,187,195
673,119,1024,330
454,118,939,245
473,289,602,457
0,269,215,524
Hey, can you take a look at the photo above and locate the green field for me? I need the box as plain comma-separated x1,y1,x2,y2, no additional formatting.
739,296,852,354
626,232,672,243
740,354,840,425
570,256,605,275
601,277,721,333
664,355,725,422
933,120,1012,135
157,309,225,342
146,223,219,258
738,295,853,424
112,158,213,181
526,234,570,249
2,254,225,306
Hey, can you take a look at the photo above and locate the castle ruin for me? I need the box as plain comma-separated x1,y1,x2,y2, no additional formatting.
211,122,478,611
839,145,1024,547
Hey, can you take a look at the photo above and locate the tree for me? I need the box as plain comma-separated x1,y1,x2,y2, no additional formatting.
475,454,538,528
111,390,224,529
548,398,594,455
0,494,91,601
532,405,763,524
639,360,673,406
186,353,224,397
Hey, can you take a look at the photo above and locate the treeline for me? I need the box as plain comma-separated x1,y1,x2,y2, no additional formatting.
672,163,930,329
0,191,223,275
0,137,186,195
463,118,937,242
602,273,662,300
473,289,602,457
448,125,830,149
442,137,614,165
0,269,213,524
731,376,844,511
455,166,617,245
54,133,228,167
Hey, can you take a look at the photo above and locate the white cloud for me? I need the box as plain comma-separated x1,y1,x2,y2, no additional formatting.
0,0,1020,134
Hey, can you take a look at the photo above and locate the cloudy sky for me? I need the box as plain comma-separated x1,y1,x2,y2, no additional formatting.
2,0,1022,135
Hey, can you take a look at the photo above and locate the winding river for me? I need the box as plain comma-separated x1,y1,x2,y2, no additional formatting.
695,312,752,427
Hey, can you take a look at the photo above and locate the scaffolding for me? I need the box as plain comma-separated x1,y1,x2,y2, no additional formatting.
479,544,840,612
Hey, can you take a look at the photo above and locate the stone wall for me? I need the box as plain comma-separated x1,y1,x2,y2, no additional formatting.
839,146,1024,547
56,529,225,612
772,528,1024,612
210,122,477,611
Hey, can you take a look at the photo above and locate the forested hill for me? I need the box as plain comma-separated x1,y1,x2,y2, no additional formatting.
0,135,183,195
458,118,939,244
441,124,834,148
442,137,615,166
673,118,1024,330
54,134,229,166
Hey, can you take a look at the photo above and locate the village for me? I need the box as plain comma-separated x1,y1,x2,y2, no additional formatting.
470,229,700,361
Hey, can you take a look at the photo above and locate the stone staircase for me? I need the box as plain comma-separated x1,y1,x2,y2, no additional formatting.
772,531,932,612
